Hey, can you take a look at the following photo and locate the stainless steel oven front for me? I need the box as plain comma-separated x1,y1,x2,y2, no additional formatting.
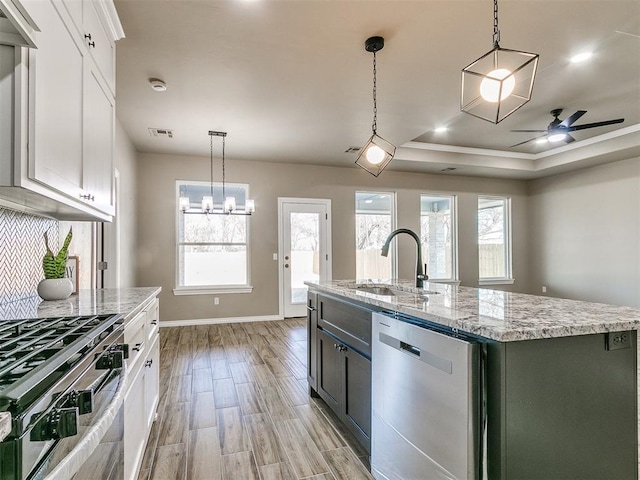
0,317,127,480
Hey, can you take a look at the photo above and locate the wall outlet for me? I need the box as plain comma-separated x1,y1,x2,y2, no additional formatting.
606,331,631,351
214,297,220,305
541,286,547,293
273,253,278,261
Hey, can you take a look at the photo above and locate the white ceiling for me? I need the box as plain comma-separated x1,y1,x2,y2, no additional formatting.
114,0,640,179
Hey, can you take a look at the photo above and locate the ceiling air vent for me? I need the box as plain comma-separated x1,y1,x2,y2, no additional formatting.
148,128,174,138
441,167,457,172
344,146,361,153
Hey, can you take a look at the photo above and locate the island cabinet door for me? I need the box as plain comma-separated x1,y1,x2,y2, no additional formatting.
307,292,318,392
317,328,341,412
343,346,371,449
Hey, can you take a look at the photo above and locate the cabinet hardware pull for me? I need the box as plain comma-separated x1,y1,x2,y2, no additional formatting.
84,33,92,40
150,320,158,325
88,41,95,48
306,306,316,312
333,343,338,349
133,342,144,352
79,193,95,201
144,359,153,368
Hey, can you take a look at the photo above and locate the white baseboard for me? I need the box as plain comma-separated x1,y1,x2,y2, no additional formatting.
159,314,284,327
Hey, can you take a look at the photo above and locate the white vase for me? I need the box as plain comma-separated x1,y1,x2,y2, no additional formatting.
37,278,73,301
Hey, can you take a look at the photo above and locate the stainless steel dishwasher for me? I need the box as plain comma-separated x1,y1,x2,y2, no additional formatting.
371,312,483,480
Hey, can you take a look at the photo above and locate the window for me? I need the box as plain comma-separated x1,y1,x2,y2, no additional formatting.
355,191,395,280
420,194,457,282
478,196,512,283
175,181,251,294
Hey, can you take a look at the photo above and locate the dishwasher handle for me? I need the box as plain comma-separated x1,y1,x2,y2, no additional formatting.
400,341,420,357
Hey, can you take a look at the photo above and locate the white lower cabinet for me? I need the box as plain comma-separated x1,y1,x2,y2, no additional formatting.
124,365,145,480
124,298,160,480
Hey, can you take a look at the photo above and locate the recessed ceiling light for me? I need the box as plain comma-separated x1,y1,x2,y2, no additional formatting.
434,126,448,134
570,52,593,63
365,199,373,204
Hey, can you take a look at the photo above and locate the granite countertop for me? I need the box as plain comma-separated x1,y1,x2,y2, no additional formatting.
0,287,162,321
306,279,640,342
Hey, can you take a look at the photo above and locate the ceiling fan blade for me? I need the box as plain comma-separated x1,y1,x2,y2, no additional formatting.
510,129,547,133
568,118,624,131
559,110,587,128
564,134,576,143
510,135,547,148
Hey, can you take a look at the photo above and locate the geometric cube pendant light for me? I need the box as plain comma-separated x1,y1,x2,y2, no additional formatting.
355,36,396,176
461,0,539,123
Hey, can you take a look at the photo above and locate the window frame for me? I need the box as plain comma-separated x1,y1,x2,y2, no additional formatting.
477,195,514,285
173,180,253,295
354,191,397,280
419,193,459,284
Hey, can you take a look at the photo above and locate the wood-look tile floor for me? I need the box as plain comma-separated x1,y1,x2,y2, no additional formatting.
138,319,373,480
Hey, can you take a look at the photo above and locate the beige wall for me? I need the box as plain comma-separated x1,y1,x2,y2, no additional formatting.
114,119,138,287
527,157,640,307
136,152,530,322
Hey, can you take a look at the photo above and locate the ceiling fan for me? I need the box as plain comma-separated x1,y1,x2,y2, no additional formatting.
510,109,625,148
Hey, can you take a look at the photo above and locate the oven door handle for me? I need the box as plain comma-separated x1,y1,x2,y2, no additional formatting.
43,362,128,480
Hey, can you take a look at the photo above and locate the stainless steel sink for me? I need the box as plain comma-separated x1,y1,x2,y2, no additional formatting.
354,284,440,297
355,285,400,296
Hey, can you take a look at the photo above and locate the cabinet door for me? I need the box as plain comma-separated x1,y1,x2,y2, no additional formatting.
25,0,84,196
83,0,115,92
82,64,114,214
307,292,318,391
144,336,160,431
317,328,341,412
343,346,371,448
124,369,145,480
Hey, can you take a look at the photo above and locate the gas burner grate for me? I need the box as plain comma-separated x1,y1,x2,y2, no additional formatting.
0,314,122,407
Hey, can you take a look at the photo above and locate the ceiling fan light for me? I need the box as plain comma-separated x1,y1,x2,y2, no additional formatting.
355,133,396,177
548,132,567,142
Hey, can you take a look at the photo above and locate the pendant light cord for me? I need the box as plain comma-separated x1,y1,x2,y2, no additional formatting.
372,50,378,135
209,132,214,197
492,0,500,48
222,135,226,199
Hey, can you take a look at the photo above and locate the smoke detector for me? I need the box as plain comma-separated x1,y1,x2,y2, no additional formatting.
148,128,174,138
149,78,167,92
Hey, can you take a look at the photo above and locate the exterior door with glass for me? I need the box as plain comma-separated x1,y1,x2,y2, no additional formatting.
279,199,331,318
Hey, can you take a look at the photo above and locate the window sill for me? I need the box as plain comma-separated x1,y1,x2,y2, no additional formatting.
173,286,254,296
478,278,515,286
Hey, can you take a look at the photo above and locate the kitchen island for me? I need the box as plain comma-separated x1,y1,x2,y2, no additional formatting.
306,279,640,479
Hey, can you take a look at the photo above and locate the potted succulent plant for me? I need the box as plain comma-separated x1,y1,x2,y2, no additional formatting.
37,227,73,301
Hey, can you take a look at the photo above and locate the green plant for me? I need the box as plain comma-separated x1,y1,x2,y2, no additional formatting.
42,227,73,279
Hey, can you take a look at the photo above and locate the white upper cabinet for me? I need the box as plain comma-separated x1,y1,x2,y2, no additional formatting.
1,0,123,220
25,0,84,198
